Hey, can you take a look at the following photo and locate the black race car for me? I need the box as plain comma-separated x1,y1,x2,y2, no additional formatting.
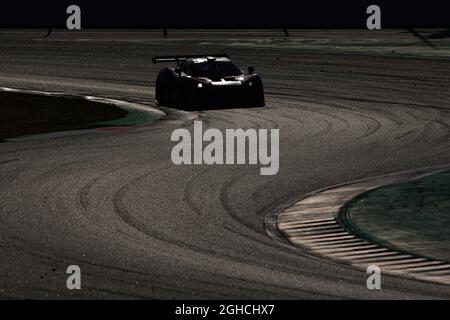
152,54,265,109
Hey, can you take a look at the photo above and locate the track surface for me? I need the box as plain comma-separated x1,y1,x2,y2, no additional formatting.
0,31,450,299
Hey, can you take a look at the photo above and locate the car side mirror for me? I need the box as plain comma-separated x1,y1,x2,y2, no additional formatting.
174,67,181,74
248,66,255,74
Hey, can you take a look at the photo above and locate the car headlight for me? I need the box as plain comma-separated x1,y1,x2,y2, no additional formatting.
198,83,203,88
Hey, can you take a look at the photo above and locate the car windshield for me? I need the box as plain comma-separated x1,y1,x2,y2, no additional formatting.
190,61,242,78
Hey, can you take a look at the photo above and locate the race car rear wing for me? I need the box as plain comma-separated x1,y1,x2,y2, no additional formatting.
152,54,230,65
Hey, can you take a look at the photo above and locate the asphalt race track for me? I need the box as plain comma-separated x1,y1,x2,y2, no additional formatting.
0,30,450,299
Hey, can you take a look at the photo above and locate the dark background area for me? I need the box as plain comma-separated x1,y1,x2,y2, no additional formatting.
0,0,449,28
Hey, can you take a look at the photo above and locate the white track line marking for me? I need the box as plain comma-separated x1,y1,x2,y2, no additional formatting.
353,254,414,263
402,264,450,273
316,244,379,254
271,166,450,286
329,248,389,258
386,261,445,270
363,258,426,267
